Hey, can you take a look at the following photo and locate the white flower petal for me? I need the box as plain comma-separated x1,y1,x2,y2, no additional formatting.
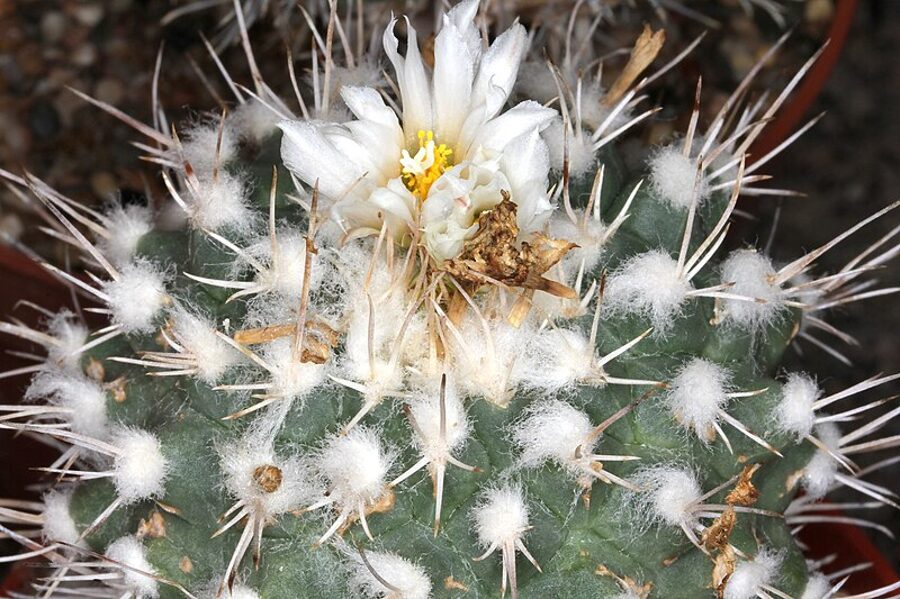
433,17,476,144
471,100,557,155
383,17,433,141
500,129,554,232
369,178,418,233
472,23,528,120
279,120,366,200
446,0,481,56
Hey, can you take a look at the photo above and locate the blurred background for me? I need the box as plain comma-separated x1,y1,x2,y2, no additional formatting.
0,0,897,579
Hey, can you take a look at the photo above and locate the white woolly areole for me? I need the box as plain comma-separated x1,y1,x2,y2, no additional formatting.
45,311,89,370
407,380,470,461
341,262,409,395
720,249,785,329
803,422,841,499
513,400,594,473
317,426,393,507
451,315,537,405
472,485,531,549
550,210,609,276
520,328,595,391
649,146,708,209
105,536,159,598
543,118,596,177
26,372,108,438
262,338,327,400
230,100,281,144
103,261,167,334
170,308,239,383
723,548,782,599
181,120,238,176
666,358,731,439
98,204,153,268
226,586,261,599
775,373,820,439
190,170,253,233
800,573,831,599
246,229,323,298
41,490,82,546
630,466,701,528
112,429,168,504
604,250,692,334
220,437,319,515
350,550,432,599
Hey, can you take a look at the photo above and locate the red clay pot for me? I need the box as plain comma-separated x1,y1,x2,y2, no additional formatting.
750,0,860,159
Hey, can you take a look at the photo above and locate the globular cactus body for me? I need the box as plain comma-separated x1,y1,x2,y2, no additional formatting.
1,2,898,599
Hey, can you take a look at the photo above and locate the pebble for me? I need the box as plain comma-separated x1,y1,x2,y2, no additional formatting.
73,4,104,28
94,78,124,105
70,44,98,68
40,12,67,44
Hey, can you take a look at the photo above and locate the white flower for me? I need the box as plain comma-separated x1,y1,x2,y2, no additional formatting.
279,0,556,261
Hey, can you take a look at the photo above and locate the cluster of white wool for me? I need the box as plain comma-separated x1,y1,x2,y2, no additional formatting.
105,535,159,598
406,379,471,462
519,328,597,390
41,489,82,546
799,573,832,599
243,229,324,300
449,314,540,405
164,115,257,233
665,358,732,440
604,250,692,334
338,256,427,396
25,371,109,438
802,422,841,499
542,117,597,177
44,311,89,370
628,466,701,529
472,485,532,550
111,428,168,504
106,536,159,599
775,372,820,439
549,209,610,276
513,400,595,475
222,585,261,599
719,249,785,330
723,548,782,599
102,261,168,334
97,203,153,268
170,307,241,383
191,170,254,234
648,146,709,210
316,426,394,512
261,337,328,400
220,435,320,514
348,549,433,599
229,99,282,146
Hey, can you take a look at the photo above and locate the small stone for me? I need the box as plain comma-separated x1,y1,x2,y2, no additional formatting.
40,12,67,44
70,44,97,67
73,4,104,27
94,78,124,105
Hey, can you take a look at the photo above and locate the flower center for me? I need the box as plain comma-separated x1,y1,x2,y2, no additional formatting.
400,130,453,200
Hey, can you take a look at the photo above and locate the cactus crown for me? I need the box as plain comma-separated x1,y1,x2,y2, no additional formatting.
1,2,898,599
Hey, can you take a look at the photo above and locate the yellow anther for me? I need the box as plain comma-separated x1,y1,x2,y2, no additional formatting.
400,130,452,199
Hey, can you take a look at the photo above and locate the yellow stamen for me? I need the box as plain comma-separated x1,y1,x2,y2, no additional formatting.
400,130,453,200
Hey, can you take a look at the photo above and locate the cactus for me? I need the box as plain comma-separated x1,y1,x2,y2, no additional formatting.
1,2,898,599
